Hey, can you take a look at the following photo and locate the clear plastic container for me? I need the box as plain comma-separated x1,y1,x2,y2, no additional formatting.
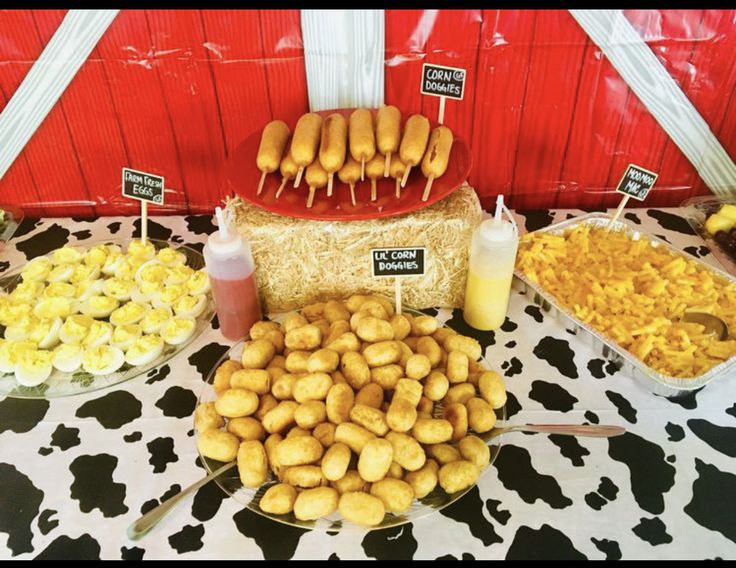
463,195,519,330
203,207,262,340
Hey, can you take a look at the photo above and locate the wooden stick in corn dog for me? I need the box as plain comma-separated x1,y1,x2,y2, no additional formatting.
389,154,407,199
305,160,328,209
399,114,430,188
365,153,385,202
318,113,347,197
421,125,454,202
377,105,401,177
349,108,376,182
337,156,361,207
275,144,298,199
291,113,323,188
256,120,290,195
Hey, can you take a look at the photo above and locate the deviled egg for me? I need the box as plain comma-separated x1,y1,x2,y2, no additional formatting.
127,239,157,261
51,245,85,265
139,306,172,335
21,257,53,282
135,259,168,286
0,303,32,328
43,281,76,298
114,256,145,281
80,295,119,319
15,349,53,386
70,263,101,285
59,314,95,344
0,340,38,374
111,324,142,351
75,278,105,302
82,345,125,376
52,343,83,373
4,316,37,342
185,269,211,296
156,247,186,267
47,263,75,283
173,294,207,318
103,278,136,302
11,280,45,303
29,317,63,349
165,264,194,286
152,284,187,309
160,316,196,345
101,250,124,276
34,297,74,320
84,244,109,267
124,334,165,366
82,321,113,348
130,281,163,304
109,301,148,327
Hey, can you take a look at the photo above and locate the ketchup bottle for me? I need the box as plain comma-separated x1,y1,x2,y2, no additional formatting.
203,207,262,340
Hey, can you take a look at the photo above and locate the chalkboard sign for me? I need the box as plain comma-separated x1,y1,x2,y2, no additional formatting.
122,168,165,205
421,64,466,101
615,164,658,201
371,247,426,277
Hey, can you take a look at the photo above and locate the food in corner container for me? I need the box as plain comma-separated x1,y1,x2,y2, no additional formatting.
681,195,736,275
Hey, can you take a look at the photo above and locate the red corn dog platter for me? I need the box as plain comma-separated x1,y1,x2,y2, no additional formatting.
225,108,472,221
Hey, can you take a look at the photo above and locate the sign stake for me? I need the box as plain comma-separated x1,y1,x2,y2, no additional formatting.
607,194,630,230
371,247,427,313
438,96,446,125
607,163,658,230
122,167,165,243
395,277,402,315
141,201,148,244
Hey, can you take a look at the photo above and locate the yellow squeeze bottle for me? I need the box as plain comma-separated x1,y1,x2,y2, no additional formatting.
463,195,519,331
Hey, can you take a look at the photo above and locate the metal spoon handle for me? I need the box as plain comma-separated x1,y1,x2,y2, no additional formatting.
126,461,236,541
503,424,626,437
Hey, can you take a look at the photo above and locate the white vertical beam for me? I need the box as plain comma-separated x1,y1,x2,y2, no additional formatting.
570,10,736,197
0,9,119,181
301,10,385,111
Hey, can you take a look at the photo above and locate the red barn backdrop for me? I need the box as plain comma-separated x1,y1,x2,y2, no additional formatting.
0,9,735,217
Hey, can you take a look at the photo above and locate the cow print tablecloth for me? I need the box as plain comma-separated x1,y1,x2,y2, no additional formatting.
0,208,734,560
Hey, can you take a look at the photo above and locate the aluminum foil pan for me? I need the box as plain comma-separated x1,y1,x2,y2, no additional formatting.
513,212,736,398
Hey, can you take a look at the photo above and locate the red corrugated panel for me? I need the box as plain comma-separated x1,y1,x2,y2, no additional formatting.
384,10,427,118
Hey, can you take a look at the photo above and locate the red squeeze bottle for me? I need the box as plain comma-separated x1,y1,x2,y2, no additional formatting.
203,207,262,340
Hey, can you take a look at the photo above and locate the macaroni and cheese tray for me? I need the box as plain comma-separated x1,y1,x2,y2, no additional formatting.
514,213,736,398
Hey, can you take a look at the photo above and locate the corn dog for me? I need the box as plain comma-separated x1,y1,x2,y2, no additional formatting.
305,160,328,209
318,113,348,197
292,113,323,188
256,120,290,195
420,126,454,202
337,156,361,207
349,109,376,181
365,154,385,202
399,114,430,188
377,105,401,177
389,155,407,199
275,144,298,199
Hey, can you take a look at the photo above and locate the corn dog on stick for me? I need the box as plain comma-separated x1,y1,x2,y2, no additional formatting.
421,126,454,202
291,113,323,188
337,156,361,207
318,113,348,197
377,105,401,177
275,146,298,199
305,160,328,209
256,120,290,195
349,108,376,181
399,114,430,188
365,154,385,202
389,154,407,199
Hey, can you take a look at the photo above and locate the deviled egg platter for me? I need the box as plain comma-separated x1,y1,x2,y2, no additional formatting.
0,239,213,397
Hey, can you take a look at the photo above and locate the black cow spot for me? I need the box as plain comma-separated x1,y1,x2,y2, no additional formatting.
500,317,517,332
187,429,194,437
233,508,307,559
632,517,672,546
147,437,178,473
420,307,439,317
506,524,586,560
688,419,736,457
666,454,676,463
505,340,516,348
585,492,607,511
107,221,121,234
146,364,171,385
665,422,684,442
587,359,606,379
38,509,58,536
69,454,128,517
654,233,671,244
605,361,619,375
171,234,184,244
34,534,100,560
50,424,80,451
121,546,144,560
160,484,182,502
605,390,637,423
683,245,710,259
328,552,340,559
0,260,9,274
212,314,220,330
13,217,41,238
71,216,95,223
140,499,158,515
186,215,217,235
501,357,523,378
549,434,589,466
608,433,675,515
524,305,544,323
517,209,554,232
16,224,70,259
362,524,417,560
529,380,578,412
183,241,204,255
124,431,142,443
647,209,695,235
685,459,736,543
591,538,621,560
156,386,197,418
38,447,53,456
192,478,228,522
505,391,521,419
437,553,475,560
624,212,641,225
75,391,142,429
598,477,618,500
0,463,43,555
728,404,736,419
438,485,502,546
533,337,578,378
485,499,510,525
133,218,172,241
660,387,702,410
72,229,92,240
495,445,572,509
444,308,496,352
188,342,230,380
0,398,50,434
584,411,599,424
169,524,204,554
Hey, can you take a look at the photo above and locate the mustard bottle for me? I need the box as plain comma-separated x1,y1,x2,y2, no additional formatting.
463,195,519,330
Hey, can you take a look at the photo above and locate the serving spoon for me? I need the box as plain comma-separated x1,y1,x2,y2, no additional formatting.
682,311,730,340
126,423,624,541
